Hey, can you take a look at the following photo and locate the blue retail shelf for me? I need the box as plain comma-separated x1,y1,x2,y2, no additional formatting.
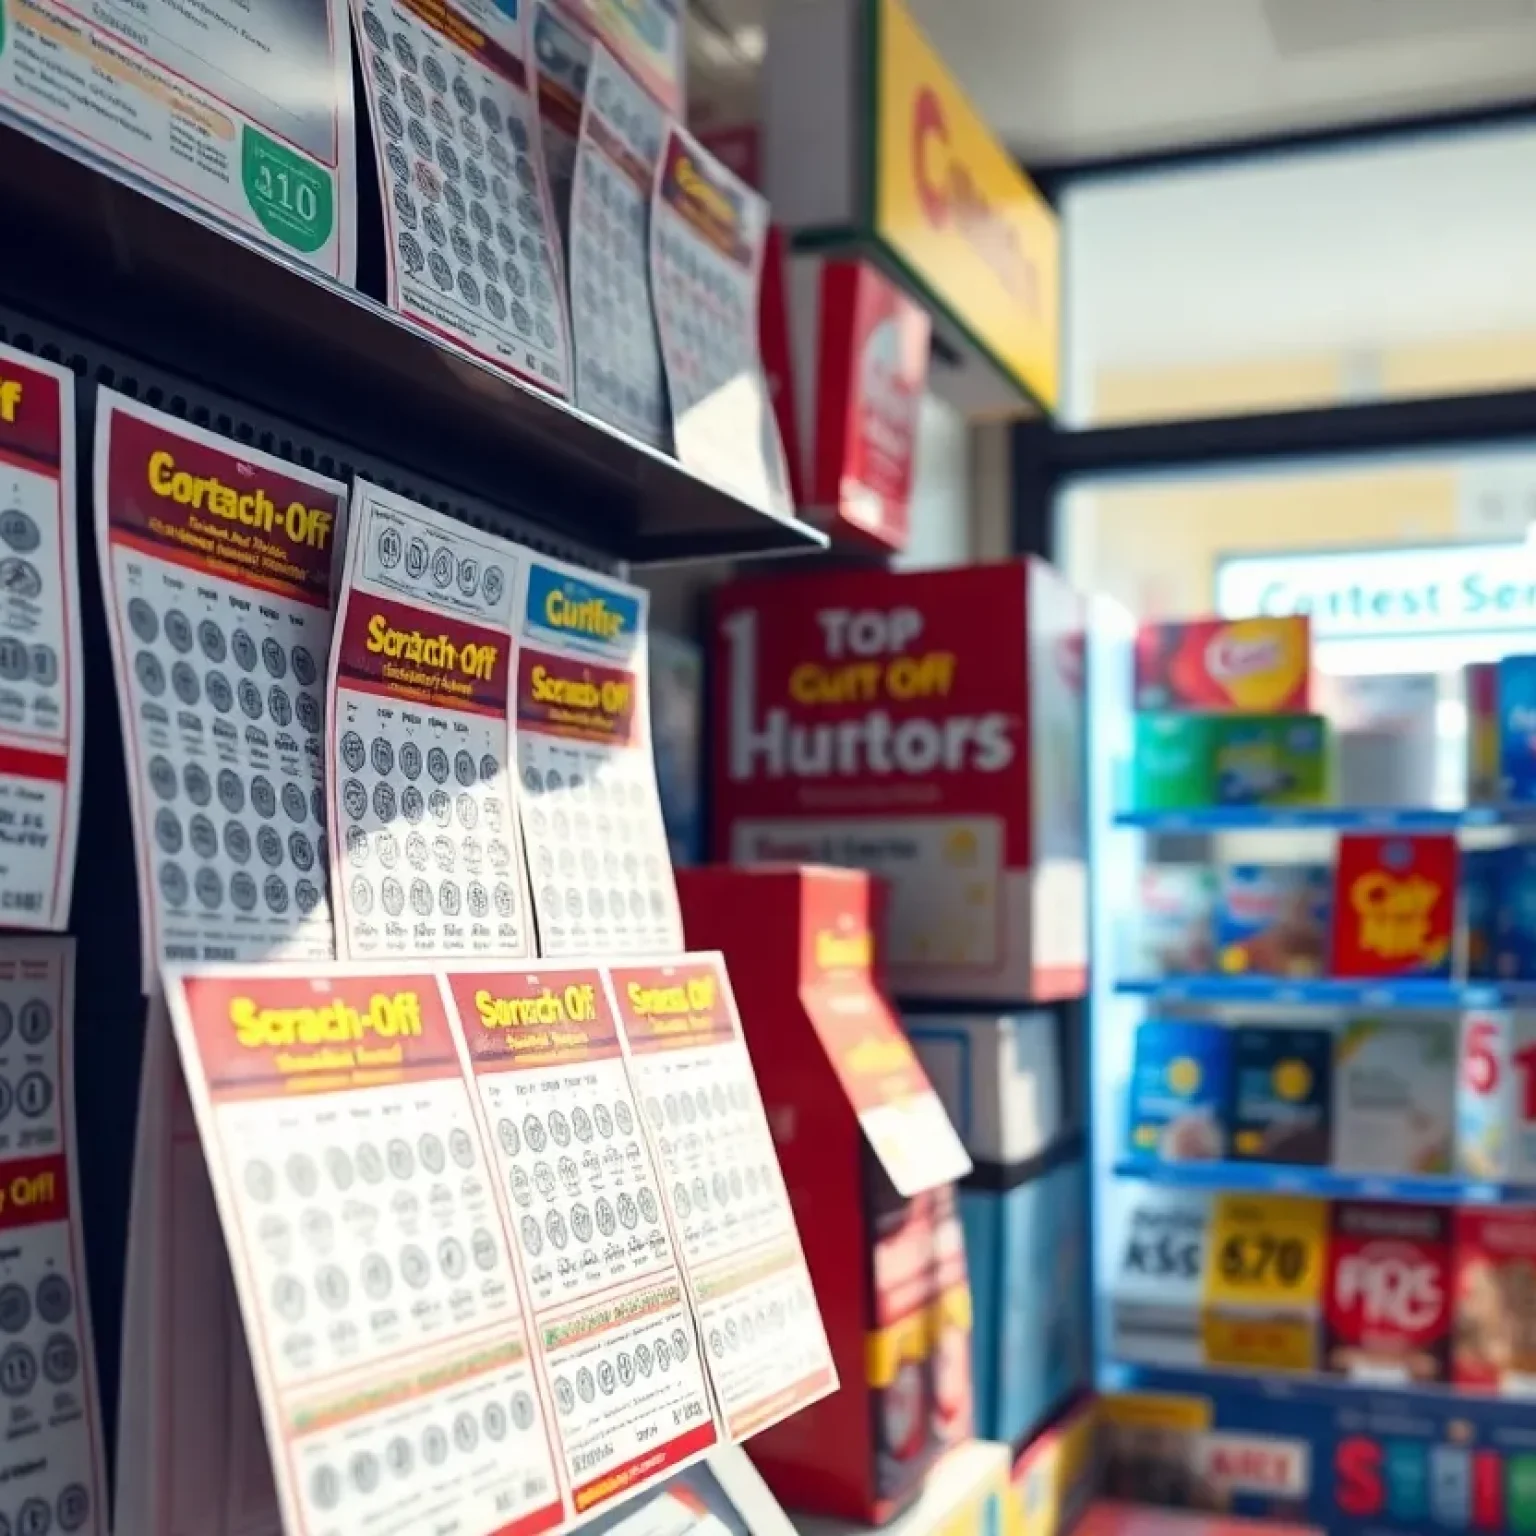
1113,804,1536,832
1112,1157,1536,1206
1115,975,1536,1009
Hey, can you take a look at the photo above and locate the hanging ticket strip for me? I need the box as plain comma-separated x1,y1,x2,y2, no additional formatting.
649,126,789,518
514,555,681,956
93,392,345,985
608,959,837,1442
531,0,593,244
152,953,835,1536
569,42,670,451
0,940,107,1536
327,480,533,961
0,0,356,279
557,0,684,120
0,346,81,932
351,0,573,396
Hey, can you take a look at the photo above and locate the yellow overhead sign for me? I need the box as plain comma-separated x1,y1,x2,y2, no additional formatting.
871,0,1059,411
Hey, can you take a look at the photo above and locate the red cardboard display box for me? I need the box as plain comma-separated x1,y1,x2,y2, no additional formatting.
1329,834,1457,979
677,865,973,1523
710,561,1087,1002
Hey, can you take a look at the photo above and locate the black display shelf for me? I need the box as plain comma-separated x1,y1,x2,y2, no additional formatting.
0,118,827,565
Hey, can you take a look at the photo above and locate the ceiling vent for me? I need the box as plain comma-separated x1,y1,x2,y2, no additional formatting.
1266,0,1536,54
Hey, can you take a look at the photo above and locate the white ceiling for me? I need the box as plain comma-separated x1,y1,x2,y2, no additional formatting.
687,0,1536,163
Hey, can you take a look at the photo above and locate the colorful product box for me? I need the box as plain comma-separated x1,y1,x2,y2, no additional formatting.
1127,1019,1232,1163
1229,1025,1334,1166
711,560,1087,1002
1456,1011,1536,1183
1453,1206,1536,1394
1132,715,1328,811
960,1155,1089,1448
1330,833,1457,979
1332,1018,1456,1175
1495,844,1536,981
1135,865,1217,977
1499,654,1536,804
1105,1184,1211,1369
676,865,972,1525
1323,1202,1452,1385
1134,616,1311,714
1215,864,1332,978
1467,661,1499,804
904,1011,1063,1167
1463,846,1503,981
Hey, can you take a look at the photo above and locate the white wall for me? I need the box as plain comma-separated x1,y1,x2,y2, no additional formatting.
1062,123,1536,427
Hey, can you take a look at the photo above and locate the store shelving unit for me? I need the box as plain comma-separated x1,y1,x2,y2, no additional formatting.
1111,1159,1536,1206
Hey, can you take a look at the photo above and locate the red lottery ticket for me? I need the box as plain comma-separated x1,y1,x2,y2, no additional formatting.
0,347,82,931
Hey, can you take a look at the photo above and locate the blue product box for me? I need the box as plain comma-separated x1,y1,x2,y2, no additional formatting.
960,1154,1089,1447
1229,1024,1333,1165
1127,1019,1232,1162
1215,864,1332,978
1499,655,1536,803
1495,844,1536,981
1463,846,1503,981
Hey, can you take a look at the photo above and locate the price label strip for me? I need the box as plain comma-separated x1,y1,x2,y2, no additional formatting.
531,0,592,243
0,940,106,1536
94,393,345,984
0,0,355,277
441,965,719,1514
162,963,568,1536
514,555,681,956
1201,1192,1327,1374
568,41,670,450
650,125,790,517
0,347,82,931
327,481,533,961
352,0,573,395
608,957,838,1441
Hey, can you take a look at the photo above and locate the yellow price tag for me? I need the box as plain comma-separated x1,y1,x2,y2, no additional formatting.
1202,1193,1328,1312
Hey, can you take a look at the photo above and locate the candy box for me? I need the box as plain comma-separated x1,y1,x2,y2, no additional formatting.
1455,1011,1536,1182
1127,1019,1232,1163
1211,715,1328,807
1452,1207,1536,1392
1495,844,1536,982
1132,715,1218,811
1215,865,1332,978
1330,833,1457,979
1462,846,1503,981
1332,1017,1455,1174
1499,654,1536,803
1467,662,1499,804
1324,1202,1452,1384
1229,1025,1333,1166
1135,616,1311,714
1135,866,1217,977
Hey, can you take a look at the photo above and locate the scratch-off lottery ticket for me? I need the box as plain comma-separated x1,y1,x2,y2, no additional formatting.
352,0,573,395
327,482,532,961
93,393,344,985
0,348,82,932
569,42,669,450
608,956,836,1442
0,940,106,1536
531,0,592,243
514,555,681,956
162,963,568,1536
649,126,789,517
442,965,718,1516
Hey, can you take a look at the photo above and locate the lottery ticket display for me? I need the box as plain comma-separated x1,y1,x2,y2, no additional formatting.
0,0,355,279
514,555,681,956
327,482,532,961
352,0,573,396
0,941,107,1536
162,965,569,1536
0,348,82,931
442,965,718,1513
569,43,670,450
531,0,592,241
608,957,838,1441
650,126,788,517
93,393,345,983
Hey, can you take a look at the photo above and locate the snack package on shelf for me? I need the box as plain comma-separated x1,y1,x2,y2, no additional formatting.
1330,834,1457,979
1135,866,1217,978
1466,661,1500,804
1463,846,1503,980
1495,844,1536,980
1215,865,1332,978
1126,1019,1232,1164
1452,1206,1536,1394
1456,1010,1536,1181
1134,616,1311,714
1105,1185,1211,1370
1332,1017,1456,1174
1229,1025,1333,1166
1132,715,1329,811
1498,654,1536,803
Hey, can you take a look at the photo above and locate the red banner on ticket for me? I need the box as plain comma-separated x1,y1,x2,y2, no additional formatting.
0,354,63,471
517,648,638,744
444,967,624,1070
607,958,738,1055
0,1153,70,1232
339,591,510,716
